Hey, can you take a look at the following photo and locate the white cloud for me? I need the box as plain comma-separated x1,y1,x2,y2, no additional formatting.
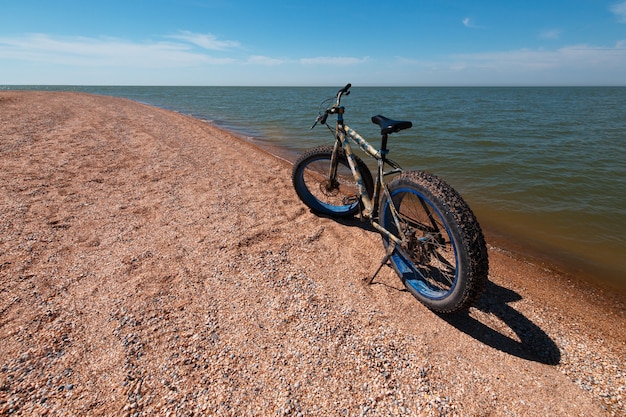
462,17,483,29
0,33,234,67
300,56,369,66
393,42,626,85
611,1,626,22
246,55,285,66
452,43,626,72
167,31,240,50
2,31,624,85
539,29,562,40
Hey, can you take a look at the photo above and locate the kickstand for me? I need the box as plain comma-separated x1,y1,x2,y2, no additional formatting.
364,241,396,285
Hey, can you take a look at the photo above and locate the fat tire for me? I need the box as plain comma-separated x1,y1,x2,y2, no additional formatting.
292,146,374,218
381,171,488,313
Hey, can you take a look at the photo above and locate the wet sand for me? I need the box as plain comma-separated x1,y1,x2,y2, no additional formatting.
1,91,624,416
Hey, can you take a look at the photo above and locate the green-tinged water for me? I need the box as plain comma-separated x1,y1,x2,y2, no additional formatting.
4,85,625,293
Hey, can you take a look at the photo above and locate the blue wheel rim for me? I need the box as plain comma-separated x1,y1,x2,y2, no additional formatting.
383,187,460,300
295,170,357,215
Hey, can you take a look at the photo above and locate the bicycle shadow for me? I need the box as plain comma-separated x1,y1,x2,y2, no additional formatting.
330,214,378,232
318,212,561,365
439,281,561,365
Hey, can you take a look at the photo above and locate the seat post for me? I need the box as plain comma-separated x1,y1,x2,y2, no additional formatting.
380,133,389,158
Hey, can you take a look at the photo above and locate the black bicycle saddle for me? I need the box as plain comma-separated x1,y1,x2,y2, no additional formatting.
371,115,413,135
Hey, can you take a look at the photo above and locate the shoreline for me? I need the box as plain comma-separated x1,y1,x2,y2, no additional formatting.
483,227,626,301
211,118,626,302
1,91,624,415
5,85,624,297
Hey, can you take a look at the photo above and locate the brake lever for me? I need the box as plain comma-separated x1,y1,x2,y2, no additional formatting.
311,111,329,129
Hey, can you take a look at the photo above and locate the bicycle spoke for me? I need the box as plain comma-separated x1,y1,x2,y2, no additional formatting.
292,146,373,218
418,195,441,234
388,189,458,292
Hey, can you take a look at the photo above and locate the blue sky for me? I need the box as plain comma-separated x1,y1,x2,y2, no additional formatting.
1,0,626,86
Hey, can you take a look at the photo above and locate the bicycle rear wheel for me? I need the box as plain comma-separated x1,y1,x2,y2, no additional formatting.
292,145,374,218
380,171,488,313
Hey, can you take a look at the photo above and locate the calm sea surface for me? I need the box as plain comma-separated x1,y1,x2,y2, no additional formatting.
4,86,626,294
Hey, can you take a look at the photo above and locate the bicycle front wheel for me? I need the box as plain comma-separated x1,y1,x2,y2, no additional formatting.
380,171,488,313
292,145,373,218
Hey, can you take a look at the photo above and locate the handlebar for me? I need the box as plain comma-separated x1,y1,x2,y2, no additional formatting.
311,83,351,129
338,83,351,97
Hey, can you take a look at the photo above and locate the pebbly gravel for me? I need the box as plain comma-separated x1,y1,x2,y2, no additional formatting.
1,92,624,416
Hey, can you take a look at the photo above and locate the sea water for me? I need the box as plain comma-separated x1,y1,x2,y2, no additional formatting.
4,85,625,293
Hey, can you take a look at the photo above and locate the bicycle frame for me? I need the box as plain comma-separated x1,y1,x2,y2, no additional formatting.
299,85,489,306
326,115,405,247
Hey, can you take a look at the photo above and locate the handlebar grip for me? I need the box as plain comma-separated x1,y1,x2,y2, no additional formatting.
338,83,351,96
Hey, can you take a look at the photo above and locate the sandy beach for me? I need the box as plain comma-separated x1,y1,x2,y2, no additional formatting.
1,91,624,416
